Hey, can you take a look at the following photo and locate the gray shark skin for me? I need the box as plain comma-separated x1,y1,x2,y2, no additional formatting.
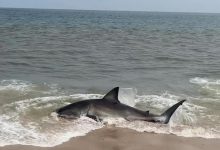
56,87,185,124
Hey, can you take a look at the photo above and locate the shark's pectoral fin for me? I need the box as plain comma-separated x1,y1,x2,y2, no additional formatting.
103,87,120,104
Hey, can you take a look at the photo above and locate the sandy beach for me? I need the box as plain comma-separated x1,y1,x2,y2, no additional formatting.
2,127,220,150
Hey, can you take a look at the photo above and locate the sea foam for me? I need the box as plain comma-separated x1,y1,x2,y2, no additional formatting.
0,81,220,147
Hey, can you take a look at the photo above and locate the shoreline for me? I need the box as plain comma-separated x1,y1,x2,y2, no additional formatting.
2,127,220,150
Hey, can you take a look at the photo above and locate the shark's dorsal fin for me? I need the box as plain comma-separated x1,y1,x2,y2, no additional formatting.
103,87,120,104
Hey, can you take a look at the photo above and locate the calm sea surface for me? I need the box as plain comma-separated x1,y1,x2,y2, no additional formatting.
0,8,220,147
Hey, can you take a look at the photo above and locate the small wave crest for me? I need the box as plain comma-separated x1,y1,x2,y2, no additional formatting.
0,81,220,147
0,79,32,92
190,77,220,85
114,120,220,138
0,94,104,147
190,77,220,97
0,79,59,94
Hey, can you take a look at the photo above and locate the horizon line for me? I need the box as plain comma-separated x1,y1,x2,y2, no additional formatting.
1,6,220,15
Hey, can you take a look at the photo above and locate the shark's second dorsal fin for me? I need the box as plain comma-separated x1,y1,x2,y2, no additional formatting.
103,87,120,104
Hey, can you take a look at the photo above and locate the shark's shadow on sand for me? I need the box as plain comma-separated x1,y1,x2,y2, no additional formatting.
56,87,185,124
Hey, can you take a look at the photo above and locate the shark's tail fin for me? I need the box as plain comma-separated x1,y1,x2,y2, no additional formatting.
160,100,186,124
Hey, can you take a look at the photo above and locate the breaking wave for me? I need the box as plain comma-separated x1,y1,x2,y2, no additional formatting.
0,79,220,147
190,77,220,97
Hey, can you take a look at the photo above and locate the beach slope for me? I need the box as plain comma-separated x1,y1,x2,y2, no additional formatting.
2,127,220,150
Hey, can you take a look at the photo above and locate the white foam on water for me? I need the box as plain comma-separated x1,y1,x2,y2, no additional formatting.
0,79,33,92
190,77,220,85
117,121,220,138
135,93,206,125
0,95,104,147
0,80,61,97
0,84,220,147
0,115,104,147
190,77,220,96
101,116,220,139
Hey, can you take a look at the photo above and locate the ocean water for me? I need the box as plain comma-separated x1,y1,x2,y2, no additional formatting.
0,8,220,147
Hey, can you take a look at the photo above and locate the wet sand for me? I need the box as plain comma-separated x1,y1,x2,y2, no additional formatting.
2,127,220,150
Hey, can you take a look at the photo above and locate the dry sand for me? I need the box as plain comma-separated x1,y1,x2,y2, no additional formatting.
2,127,220,150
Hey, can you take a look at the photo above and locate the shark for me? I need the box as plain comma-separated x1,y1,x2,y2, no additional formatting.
56,87,185,124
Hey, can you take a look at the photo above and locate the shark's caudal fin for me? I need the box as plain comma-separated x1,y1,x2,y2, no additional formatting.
158,100,186,124
103,87,120,104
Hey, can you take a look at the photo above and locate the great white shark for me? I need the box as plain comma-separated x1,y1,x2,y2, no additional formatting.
56,87,185,124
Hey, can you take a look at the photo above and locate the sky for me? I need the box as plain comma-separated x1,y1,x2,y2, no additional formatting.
0,0,220,13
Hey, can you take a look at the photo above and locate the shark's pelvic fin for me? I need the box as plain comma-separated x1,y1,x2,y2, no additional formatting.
103,87,120,104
